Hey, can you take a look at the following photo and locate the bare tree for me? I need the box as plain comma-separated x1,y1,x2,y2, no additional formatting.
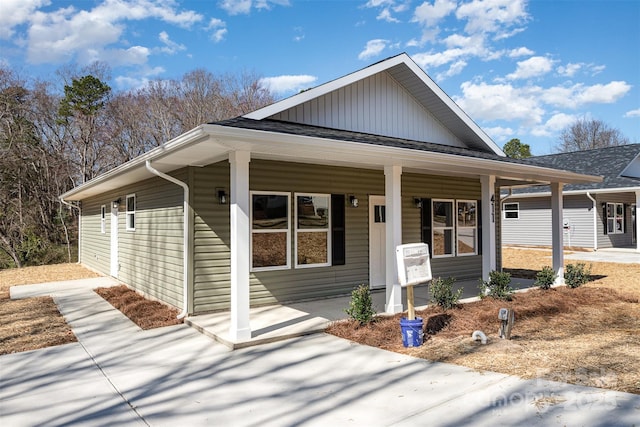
557,117,630,152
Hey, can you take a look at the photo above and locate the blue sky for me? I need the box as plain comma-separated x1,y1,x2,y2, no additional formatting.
1,0,638,155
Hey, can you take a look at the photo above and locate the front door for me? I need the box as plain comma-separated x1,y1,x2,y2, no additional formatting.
369,195,386,289
110,204,119,278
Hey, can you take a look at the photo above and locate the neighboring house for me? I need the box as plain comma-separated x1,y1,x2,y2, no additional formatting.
502,144,640,252
61,53,599,342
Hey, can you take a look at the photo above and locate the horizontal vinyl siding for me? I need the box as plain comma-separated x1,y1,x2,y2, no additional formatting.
403,173,482,280
81,171,186,309
270,71,464,148
192,160,484,313
502,193,635,250
80,198,112,275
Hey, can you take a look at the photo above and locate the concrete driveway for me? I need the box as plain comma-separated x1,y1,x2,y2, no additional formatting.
1,281,638,426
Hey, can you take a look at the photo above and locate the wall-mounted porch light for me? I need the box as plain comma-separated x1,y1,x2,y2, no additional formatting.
349,195,359,208
216,188,228,205
112,198,121,209
413,197,423,208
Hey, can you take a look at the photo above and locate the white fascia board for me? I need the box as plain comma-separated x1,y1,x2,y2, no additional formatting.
505,186,640,199
203,124,601,185
61,126,211,201
244,55,408,120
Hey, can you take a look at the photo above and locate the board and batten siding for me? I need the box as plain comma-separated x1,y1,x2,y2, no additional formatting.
269,71,465,148
192,159,483,313
80,171,186,309
501,193,635,249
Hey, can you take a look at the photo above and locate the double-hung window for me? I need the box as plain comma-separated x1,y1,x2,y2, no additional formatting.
101,205,106,233
295,193,330,268
503,202,519,219
251,192,290,271
126,194,136,231
457,200,477,255
432,200,454,257
607,202,624,234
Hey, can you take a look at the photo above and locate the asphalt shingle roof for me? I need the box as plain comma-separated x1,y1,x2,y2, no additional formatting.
520,144,640,193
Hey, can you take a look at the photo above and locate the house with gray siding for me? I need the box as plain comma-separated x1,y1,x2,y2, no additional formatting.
502,145,640,252
61,53,600,344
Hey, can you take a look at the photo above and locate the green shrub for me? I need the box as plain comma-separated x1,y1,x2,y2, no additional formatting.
430,277,462,310
564,263,592,288
479,270,514,300
535,266,557,290
346,284,376,325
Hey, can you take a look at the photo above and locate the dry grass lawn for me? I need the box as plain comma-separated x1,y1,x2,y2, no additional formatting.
0,263,99,355
328,248,640,394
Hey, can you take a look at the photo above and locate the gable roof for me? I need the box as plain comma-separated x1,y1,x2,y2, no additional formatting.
517,144,640,194
245,53,504,156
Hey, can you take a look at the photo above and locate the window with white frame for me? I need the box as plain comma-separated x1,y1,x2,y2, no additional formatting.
432,200,454,257
251,192,290,271
295,193,330,268
126,194,136,231
503,202,519,219
607,202,624,234
100,205,106,233
457,200,477,255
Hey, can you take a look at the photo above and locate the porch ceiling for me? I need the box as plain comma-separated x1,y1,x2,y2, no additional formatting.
61,124,601,201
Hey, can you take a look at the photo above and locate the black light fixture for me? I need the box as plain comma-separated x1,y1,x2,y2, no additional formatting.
216,188,227,205
349,195,359,208
112,198,121,209
414,197,423,208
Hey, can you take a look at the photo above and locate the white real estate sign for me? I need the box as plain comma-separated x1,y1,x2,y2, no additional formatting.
396,243,432,288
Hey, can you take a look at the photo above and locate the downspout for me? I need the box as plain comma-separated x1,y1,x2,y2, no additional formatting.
59,197,81,264
586,192,598,251
145,160,189,319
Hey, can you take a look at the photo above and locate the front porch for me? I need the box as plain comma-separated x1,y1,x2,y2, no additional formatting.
186,277,535,349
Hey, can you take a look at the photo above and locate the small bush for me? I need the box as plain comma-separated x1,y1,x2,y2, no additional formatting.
535,266,557,290
430,277,462,310
479,270,514,300
346,284,376,325
564,263,592,288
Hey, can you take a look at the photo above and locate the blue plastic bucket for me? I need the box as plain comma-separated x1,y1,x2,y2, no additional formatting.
400,317,424,347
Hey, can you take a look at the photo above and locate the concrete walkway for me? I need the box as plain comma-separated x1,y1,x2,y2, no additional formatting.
2,280,638,426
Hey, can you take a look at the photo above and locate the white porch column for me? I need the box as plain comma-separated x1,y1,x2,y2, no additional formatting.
229,151,251,341
384,165,403,314
551,182,565,286
481,175,496,281
636,191,640,252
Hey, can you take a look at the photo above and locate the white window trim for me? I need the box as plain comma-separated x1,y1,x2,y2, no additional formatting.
100,205,106,234
250,191,291,272
294,193,331,269
456,199,478,257
126,194,136,231
607,202,625,234
432,199,455,259
503,202,519,220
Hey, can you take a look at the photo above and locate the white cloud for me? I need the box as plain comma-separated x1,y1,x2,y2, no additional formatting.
455,81,545,125
436,60,467,79
260,74,317,95
456,0,529,36
358,39,389,60
114,65,165,89
377,8,400,23
624,109,640,118
484,126,514,142
508,47,534,58
158,31,186,54
530,113,577,137
0,0,49,39
557,62,581,77
207,18,227,43
220,0,290,15
23,0,203,66
413,48,465,68
507,56,555,80
576,81,631,105
412,0,457,27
